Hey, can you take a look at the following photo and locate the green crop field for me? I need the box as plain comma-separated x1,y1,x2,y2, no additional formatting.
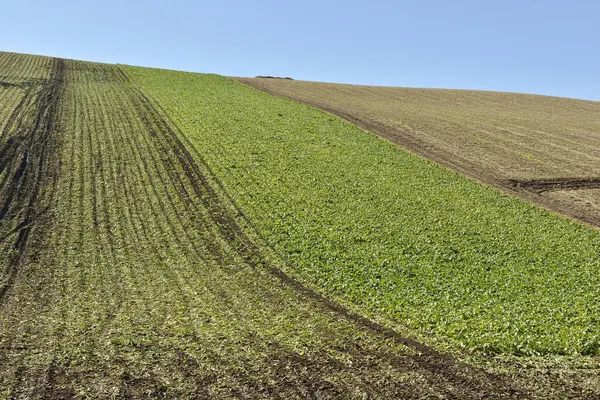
1,51,599,398
127,66,600,357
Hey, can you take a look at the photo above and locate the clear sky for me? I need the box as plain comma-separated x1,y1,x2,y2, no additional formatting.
2,0,599,100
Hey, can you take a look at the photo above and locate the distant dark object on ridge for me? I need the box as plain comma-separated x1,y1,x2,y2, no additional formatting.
256,76,293,80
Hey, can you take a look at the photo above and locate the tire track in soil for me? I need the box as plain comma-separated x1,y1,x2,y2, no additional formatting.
121,92,224,265
121,71,531,399
125,83,271,273
102,71,246,335
36,78,79,400
0,81,21,88
507,178,600,193
0,58,66,399
0,58,65,303
104,74,229,333
122,81,236,268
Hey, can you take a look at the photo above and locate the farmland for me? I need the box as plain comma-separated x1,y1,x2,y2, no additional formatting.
1,52,485,398
130,67,600,356
1,51,599,398
238,78,600,227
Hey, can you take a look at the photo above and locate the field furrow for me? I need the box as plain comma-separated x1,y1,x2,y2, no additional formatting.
0,52,51,86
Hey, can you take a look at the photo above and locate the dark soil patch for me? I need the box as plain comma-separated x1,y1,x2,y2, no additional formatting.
0,80,20,88
507,178,600,193
256,76,293,80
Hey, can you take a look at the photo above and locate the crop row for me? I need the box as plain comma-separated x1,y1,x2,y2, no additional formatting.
0,51,52,84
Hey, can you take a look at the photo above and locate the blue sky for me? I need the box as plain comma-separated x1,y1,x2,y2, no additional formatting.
2,0,599,100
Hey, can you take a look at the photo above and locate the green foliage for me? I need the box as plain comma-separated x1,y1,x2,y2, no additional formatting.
125,66,600,356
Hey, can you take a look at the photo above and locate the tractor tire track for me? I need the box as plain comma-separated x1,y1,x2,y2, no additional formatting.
110,70,258,352
0,58,65,303
128,86,266,271
508,177,600,193
125,90,234,266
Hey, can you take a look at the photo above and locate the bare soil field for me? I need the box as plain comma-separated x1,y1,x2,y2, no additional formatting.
237,78,600,227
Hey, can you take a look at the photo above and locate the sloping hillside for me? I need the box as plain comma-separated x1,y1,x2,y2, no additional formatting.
1,51,599,398
238,77,600,227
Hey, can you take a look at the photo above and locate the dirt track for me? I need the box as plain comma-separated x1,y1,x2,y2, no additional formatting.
507,178,600,193
236,77,600,228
